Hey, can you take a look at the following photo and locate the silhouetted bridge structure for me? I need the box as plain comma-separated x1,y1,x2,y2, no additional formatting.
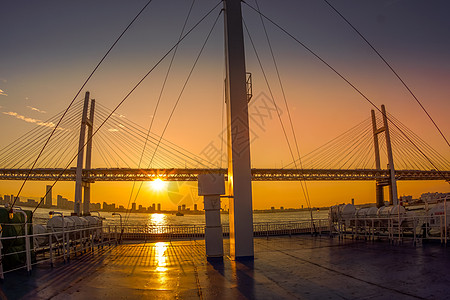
0,168,448,182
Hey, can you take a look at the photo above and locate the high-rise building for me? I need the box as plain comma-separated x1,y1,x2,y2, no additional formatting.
194,204,198,211
157,203,161,211
132,203,136,211
45,185,52,207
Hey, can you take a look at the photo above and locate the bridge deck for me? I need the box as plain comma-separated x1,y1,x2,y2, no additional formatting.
1,236,449,299
0,168,448,181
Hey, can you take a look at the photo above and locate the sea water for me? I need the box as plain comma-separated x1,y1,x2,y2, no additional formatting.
32,207,329,226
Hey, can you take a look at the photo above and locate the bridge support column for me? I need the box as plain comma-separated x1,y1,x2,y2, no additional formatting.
372,109,384,208
74,92,90,216
198,174,225,259
381,105,398,206
224,0,254,259
83,99,95,216
375,183,385,208
371,105,398,207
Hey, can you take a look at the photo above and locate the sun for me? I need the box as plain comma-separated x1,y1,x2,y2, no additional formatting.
150,178,167,191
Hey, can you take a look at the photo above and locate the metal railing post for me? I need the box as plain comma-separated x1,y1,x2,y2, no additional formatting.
24,218,32,274
49,233,54,267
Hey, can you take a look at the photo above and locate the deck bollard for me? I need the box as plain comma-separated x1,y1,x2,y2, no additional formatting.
198,174,225,259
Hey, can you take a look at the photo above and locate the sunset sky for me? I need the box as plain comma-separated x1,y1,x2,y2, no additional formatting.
0,0,449,210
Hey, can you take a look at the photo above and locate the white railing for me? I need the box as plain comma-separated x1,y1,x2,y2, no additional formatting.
330,214,449,245
0,223,113,279
111,219,330,241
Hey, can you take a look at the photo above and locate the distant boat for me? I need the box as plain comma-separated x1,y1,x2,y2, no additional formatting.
176,212,184,216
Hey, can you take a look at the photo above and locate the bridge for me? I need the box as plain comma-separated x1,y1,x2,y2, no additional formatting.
0,168,448,182
1,90,449,220
1,95,448,196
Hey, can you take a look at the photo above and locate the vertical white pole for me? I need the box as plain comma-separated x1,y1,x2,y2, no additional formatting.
223,0,254,260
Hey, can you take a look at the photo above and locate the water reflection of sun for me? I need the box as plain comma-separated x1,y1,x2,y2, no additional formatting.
155,242,168,272
148,213,166,226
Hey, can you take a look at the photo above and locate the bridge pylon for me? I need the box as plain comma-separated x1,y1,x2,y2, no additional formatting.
74,92,95,216
372,105,398,207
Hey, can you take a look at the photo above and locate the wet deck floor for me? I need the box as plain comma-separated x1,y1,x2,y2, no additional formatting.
1,236,449,299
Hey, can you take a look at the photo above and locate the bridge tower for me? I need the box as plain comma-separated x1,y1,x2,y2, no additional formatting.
74,91,95,216
371,105,398,207
223,0,254,259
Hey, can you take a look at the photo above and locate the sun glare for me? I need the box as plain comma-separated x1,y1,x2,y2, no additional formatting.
150,178,166,191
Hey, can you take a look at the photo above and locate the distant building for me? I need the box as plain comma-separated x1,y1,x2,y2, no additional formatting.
399,195,413,205
90,202,101,211
45,185,53,207
420,192,450,204
131,203,136,212
103,202,116,211
157,203,161,211
194,204,198,211
178,205,181,212
4,195,11,205
27,199,38,206
182,204,186,211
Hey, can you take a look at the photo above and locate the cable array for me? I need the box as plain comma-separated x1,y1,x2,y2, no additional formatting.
283,117,375,170
386,113,449,171
0,100,83,169
322,0,449,148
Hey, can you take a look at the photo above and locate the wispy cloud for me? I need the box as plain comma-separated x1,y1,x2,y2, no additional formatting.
2,111,63,129
27,106,46,113
0,89,7,96
3,111,38,123
112,113,126,119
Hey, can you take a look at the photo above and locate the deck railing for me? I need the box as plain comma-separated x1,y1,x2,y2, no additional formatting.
113,219,329,241
331,215,449,245
0,219,328,278
0,224,112,279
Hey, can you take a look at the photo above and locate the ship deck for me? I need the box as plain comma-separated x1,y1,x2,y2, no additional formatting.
1,236,449,299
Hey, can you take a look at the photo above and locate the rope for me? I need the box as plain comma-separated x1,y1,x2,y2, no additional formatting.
322,0,450,148
11,0,156,208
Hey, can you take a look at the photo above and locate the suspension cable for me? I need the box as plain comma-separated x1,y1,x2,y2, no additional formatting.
11,0,156,208
253,0,315,225
243,1,449,184
124,0,197,224
322,0,449,148
29,2,223,215
125,8,223,224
